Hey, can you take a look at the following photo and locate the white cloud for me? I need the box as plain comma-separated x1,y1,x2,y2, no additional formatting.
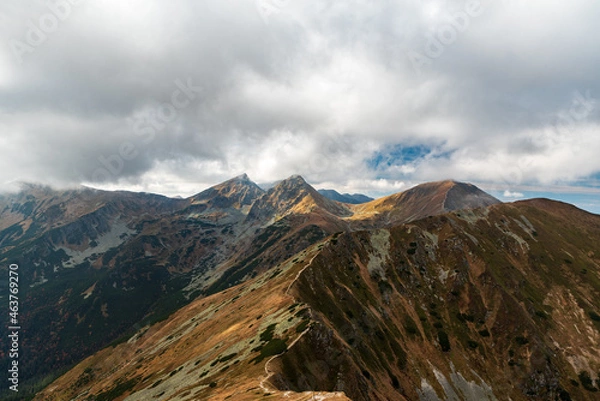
503,190,524,198
0,0,599,197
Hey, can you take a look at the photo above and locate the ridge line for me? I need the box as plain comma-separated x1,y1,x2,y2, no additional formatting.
259,248,322,394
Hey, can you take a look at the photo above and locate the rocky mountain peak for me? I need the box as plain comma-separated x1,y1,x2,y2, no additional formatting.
34,190,600,401
246,175,353,222
190,174,264,209
442,180,501,211
231,172,251,182
270,174,312,197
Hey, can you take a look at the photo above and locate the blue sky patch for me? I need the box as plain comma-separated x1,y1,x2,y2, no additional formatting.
368,144,432,170
492,190,600,215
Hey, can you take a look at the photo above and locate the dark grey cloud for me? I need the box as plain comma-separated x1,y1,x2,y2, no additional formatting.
0,0,599,196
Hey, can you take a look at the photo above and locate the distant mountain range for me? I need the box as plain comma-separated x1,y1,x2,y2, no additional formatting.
1,175,599,400
317,189,374,204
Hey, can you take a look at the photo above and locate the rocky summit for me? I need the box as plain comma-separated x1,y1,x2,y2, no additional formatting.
1,176,599,401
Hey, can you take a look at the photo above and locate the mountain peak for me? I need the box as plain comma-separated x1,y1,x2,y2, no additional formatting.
442,181,501,211
398,180,500,211
267,175,314,199
280,174,309,186
232,173,251,182
351,179,500,226
246,175,353,221
190,174,264,209
261,175,315,208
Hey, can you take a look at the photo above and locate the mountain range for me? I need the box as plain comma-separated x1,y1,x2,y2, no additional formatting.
317,189,374,205
1,175,599,400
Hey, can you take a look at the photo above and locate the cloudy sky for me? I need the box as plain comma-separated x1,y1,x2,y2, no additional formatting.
1,0,599,212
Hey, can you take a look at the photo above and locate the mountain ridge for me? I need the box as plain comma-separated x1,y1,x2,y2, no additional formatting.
317,189,374,204
33,196,600,401
6,174,596,401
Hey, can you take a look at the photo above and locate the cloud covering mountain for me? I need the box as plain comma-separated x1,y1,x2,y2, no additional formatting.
1,0,599,199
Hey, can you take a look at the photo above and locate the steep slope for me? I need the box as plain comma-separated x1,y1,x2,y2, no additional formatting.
0,184,185,248
35,241,351,401
247,175,353,222
0,177,266,396
190,173,264,213
0,176,507,399
0,175,355,397
36,199,600,401
199,175,354,296
279,200,600,400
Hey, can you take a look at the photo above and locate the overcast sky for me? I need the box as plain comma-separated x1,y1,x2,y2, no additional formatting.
1,0,599,211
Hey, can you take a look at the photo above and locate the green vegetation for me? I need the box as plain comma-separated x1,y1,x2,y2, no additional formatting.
295,308,309,317
268,269,282,280
390,338,408,370
588,311,600,322
578,371,598,392
74,367,95,388
438,330,451,352
515,336,529,345
260,324,277,342
478,329,490,337
558,389,572,400
252,339,288,364
456,312,475,323
95,377,140,401
295,320,309,333
204,224,292,294
403,316,419,336
218,352,238,363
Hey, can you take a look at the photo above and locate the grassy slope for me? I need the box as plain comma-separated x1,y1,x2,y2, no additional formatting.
34,199,600,401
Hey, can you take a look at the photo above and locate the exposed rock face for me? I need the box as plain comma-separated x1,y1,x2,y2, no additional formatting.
283,200,600,400
190,173,264,210
246,175,353,222
443,181,501,211
7,176,600,401
33,197,600,401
